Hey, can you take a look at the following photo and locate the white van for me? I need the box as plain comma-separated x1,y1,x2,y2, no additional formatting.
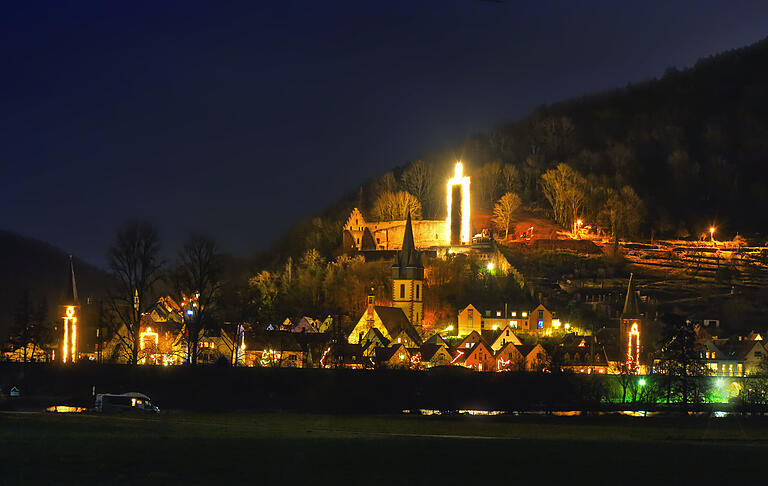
95,392,159,413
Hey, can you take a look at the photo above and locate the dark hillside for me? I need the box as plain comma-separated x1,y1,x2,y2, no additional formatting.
461,37,768,238
257,36,768,267
0,231,110,340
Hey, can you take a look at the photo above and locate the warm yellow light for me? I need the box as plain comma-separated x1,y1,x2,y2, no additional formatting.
628,321,640,372
492,324,498,330
552,319,561,329
445,325,454,332
62,316,68,364
486,262,495,271
140,327,159,351
71,321,76,362
710,226,715,234
577,219,582,226
446,161,471,245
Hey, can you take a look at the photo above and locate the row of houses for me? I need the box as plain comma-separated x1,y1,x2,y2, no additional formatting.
457,303,560,336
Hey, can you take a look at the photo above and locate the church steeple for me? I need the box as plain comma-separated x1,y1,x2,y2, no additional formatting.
392,212,424,280
67,255,80,306
621,272,640,318
391,212,424,331
620,273,642,371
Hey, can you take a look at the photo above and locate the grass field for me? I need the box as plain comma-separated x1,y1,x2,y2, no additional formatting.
1,411,767,485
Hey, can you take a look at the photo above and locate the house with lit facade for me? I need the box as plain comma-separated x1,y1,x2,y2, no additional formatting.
452,340,496,371
494,342,550,372
457,304,530,336
698,337,767,377
418,343,453,368
457,303,558,336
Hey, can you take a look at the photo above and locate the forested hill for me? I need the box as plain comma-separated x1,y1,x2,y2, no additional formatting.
259,36,768,266
0,231,110,340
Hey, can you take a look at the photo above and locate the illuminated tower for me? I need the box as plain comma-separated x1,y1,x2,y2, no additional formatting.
446,161,470,245
61,256,80,364
392,213,424,333
620,273,642,372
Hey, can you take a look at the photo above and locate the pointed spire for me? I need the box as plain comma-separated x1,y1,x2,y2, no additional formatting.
621,273,640,318
402,212,416,254
69,255,79,305
397,212,422,268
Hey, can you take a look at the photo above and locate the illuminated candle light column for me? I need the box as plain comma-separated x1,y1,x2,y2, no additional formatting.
445,161,471,246
62,305,78,363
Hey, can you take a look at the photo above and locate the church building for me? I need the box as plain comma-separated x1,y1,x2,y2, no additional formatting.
620,273,643,372
348,213,424,347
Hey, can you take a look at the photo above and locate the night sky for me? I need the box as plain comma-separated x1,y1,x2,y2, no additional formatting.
2,1,767,266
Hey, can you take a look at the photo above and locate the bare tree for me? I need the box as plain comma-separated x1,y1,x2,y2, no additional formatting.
492,192,522,240
540,163,587,233
174,235,223,365
400,160,433,215
107,222,162,365
371,191,422,221
10,292,49,363
475,161,504,207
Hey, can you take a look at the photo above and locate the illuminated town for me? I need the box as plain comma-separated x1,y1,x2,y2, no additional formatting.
4,3,768,484
4,160,766,406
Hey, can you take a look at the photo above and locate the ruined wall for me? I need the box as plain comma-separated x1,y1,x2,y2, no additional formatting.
343,209,447,251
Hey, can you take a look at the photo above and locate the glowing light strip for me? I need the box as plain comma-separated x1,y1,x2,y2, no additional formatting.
451,350,464,364
320,346,331,368
71,320,76,362
497,356,511,372
63,317,68,364
445,161,471,245
628,322,640,372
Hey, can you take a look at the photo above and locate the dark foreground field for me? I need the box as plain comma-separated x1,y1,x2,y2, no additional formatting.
1,412,767,485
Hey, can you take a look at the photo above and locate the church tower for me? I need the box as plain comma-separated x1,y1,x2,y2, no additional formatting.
620,273,642,372
391,212,424,334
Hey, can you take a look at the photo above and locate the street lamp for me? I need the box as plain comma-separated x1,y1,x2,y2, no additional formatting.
709,226,715,245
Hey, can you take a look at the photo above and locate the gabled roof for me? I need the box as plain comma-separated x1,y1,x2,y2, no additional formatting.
490,325,523,347
457,330,482,349
375,306,422,345
515,344,535,357
362,327,390,347
425,333,448,347
419,343,448,361
374,344,409,363
713,339,766,361
495,341,524,357
481,329,503,344
462,341,492,361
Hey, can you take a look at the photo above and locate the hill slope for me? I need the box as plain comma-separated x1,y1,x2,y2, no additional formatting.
259,36,768,265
